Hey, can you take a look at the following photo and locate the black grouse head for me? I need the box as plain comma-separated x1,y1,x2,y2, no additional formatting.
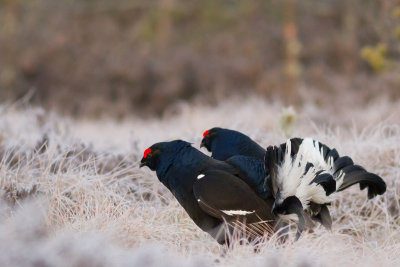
139,145,162,171
200,127,265,161
200,128,219,152
140,140,191,171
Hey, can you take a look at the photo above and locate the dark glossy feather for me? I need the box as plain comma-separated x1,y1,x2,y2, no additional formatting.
311,172,336,196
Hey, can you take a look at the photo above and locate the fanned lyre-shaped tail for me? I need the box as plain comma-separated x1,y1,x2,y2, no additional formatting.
264,137,386,241
314,140,386,199
333,156,386,198
264,139,331,238
303,139,386,199
265,137,386,199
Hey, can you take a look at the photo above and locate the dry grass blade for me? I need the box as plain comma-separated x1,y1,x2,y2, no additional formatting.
0,98,399,266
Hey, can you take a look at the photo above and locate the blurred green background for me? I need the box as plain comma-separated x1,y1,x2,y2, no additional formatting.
0,0,399,117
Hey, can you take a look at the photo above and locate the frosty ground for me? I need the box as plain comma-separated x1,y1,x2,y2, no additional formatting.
0,96,399,266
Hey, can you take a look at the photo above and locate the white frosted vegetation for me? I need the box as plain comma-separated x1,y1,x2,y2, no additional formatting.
0,97,399,266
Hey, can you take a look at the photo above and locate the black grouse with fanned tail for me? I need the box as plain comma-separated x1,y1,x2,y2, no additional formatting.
140,140,276,245
201,127,386,239
201,127,386,200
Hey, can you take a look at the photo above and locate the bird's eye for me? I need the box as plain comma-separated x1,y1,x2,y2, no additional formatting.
203,130,210,137
143,148,152,158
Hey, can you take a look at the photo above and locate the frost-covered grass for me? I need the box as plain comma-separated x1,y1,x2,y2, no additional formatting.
0,97,399,266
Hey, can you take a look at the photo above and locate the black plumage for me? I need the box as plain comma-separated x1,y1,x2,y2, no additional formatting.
201,127,265,161
265,142,336,236
201,127,386,239
201,128,272,200
265,138,386,238
140,140,276,244
312,171,336,196
225,155,272,199
201,127,386,200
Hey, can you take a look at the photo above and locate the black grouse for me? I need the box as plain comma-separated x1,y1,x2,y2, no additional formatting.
139,140,276,244
201,127,386,199
201,128,386,238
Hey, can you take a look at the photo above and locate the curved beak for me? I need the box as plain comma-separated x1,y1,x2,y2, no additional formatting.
200,139,206,148
139,158,146,168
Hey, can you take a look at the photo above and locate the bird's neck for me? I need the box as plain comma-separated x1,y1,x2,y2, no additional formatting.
157,147,208,189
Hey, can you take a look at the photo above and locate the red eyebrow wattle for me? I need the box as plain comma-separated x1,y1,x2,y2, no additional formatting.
143,148,152,158
203,130,210,137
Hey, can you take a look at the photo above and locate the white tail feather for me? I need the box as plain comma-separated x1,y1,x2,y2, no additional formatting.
277,138,334,209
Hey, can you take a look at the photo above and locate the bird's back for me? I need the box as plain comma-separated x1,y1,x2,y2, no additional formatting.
226,155,272,199
211,129,265,161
